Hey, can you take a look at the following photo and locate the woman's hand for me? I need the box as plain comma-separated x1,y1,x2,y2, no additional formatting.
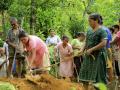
28,65,31,70
73,63,76,68
29,62,34,69
86,48,93,55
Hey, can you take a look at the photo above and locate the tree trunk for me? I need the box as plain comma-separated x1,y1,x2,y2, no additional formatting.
82,0,92,17
1,11,6,38
30,0,36,35
18,17,24,29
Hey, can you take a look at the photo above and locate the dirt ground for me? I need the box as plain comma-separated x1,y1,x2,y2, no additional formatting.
0,74,85,90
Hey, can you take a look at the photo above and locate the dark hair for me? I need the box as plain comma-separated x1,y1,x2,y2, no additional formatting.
75,32,85,38
18,30,28,39
49,28,55,32
119,18,120,23
89,13,102,24
109,27,114,34
99,15,103,25
112,25,119,29
61,35,69,40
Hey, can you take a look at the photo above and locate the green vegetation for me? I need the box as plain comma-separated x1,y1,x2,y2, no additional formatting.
0,0,120,40
0,82,16,90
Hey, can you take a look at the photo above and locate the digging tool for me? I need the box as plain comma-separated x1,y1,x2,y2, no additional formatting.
30,53,95,73
26,59,67,75
74,65,79,82
27,62,61,75
27,52,95,75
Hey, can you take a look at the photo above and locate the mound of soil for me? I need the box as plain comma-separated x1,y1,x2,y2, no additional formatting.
0,74,84,90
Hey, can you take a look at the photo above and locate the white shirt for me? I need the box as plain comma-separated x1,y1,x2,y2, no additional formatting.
46,35,61,45
3,42,9,58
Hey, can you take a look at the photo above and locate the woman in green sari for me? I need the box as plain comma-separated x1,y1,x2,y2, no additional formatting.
79,14,108,85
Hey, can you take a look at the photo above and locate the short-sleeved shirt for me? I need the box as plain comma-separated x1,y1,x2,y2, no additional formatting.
46,35,61,46
102,26,112,48
86,27,107,49
55,42,73,77
55,42,73,61
25,35,49,68
71,39,84,57
7,29,23,55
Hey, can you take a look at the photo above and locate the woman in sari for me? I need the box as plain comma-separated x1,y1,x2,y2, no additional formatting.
79,14,108,87
54,36,73,79
18,31,50,71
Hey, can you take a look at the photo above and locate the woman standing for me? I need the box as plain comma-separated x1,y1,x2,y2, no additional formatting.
46,29,61,76
112,23,120,88
79,14,108,85
18,31,50,71
111,25,120,80
54,36,73,78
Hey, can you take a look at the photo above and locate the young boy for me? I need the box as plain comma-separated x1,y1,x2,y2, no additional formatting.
71,32,85,81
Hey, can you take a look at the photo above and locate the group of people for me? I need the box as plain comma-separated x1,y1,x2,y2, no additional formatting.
0,13,120,89
0,17,50,77
46,13,120,89
47,14,108,85
47,30,85,80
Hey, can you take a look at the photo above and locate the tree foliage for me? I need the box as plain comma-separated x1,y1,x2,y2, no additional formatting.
0,0,13,38
0,0,13,11
0,0,119,40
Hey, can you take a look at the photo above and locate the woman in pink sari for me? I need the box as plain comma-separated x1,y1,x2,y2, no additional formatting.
18,31,50,70
54,36,73,78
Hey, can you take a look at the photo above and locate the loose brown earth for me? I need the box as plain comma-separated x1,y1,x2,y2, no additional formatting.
0,74,85,90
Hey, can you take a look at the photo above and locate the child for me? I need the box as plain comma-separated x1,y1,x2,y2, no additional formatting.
71,32,85,80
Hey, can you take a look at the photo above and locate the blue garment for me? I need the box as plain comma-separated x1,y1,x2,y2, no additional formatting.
13,63,16,73
102,26,112,48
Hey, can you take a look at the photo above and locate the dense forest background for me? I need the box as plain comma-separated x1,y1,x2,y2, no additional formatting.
0,0,120,41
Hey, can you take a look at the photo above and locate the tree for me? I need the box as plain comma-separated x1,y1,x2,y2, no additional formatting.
8,0,30,32
6,0,120,40
0,0,13,37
